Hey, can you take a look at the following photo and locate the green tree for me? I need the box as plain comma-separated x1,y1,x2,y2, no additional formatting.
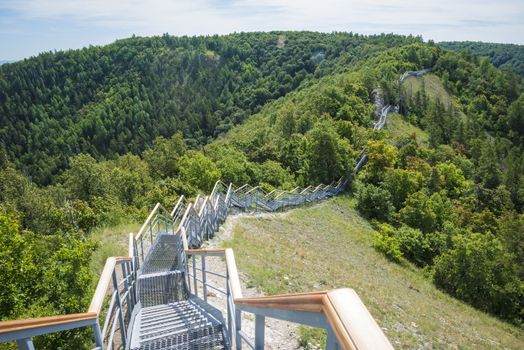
143,132,186,179
356,184,394,221
433,232,524,322
399,190,436,233
178,152,221,193
382,168,424,209
364,140,397,184
61,154,111,203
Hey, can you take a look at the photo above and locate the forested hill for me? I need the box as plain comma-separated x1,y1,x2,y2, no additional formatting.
439,41,524,76
0,32,420,184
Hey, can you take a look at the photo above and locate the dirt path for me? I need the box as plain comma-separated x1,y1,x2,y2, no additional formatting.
191,211,302,350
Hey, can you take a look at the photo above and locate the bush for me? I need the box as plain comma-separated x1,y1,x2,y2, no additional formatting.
356,184,394,221
373,223,403,263
394,225,429,266
433,232,524,323
178,152,221,193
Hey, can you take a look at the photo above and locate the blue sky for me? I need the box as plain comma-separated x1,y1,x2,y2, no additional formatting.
1,0,523,61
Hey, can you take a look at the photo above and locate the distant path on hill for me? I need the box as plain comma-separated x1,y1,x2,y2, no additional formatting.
353,68,432,173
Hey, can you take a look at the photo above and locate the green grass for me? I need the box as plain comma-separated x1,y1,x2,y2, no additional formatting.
89,222,140,280
403,74,452,107
386,113,429,145
403,73,467,122
223,196,524,349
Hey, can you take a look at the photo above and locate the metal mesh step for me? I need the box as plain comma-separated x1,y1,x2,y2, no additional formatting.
130,299,227,350
142,234,184,274
138,270,188,308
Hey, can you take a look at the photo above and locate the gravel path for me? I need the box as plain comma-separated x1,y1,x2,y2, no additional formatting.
190,211,302,350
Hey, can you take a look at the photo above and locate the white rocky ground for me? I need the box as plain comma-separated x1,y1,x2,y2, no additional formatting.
190,212,303,350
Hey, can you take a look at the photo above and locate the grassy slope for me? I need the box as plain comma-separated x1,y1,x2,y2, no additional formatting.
386,112,429,145
403,74,453,106
403,73,467,120
89,222,140,279
223,196,524,349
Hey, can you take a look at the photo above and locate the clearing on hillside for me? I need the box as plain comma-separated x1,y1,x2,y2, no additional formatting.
403,73,453,107
222,196,524,349
386,112,429,145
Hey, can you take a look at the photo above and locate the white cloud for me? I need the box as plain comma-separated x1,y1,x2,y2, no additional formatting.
1,0,523,43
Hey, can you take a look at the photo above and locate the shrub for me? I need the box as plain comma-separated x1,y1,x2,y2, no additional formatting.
356,184,394,221
373,223,403,263
433,232,524,323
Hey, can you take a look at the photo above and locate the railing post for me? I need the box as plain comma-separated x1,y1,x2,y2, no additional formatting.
192,255,198,298
202,255,208,302
122,262,132,322
235,309,242,350
112,270,127,348
326,328,339,350
93,321,104,350
226,270,233,345
255,314,265,350
140,237,144,264
16,338,35,350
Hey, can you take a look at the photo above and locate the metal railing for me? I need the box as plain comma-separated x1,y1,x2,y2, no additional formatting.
184,248,241,347
134,203,175,266
174,178,347,248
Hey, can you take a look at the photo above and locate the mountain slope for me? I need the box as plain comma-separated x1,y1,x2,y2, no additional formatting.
223,196,524,349
206,43,524,327
0,32,421,184
439,41,524,77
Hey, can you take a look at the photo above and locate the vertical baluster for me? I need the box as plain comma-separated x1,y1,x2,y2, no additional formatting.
93,320,104,350
16,338,35,350
122,262,131,322
140,238,144,266
226,270,233,345
202,255,207,302
326,328,339,350
235,309,242,350
149,220,153,246
192,255,198,298
255,315,265,350
112,269,127,348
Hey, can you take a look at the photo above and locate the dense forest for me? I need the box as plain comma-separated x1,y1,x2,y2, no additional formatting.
439,41,524,77
0,32,523,348
0,32,420,184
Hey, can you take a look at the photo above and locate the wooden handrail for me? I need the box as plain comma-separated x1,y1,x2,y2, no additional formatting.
325,289,394,350
88,257,130,314
171,195,186,217
128,232,134,258
234,288,393,350
135,202,161,240
225,248,242,299
186,248,226,254
88,257,116,314
235,291,326,313
0,313,97,335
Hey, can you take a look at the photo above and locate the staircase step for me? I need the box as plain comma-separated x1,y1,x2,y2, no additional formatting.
130,299,226,350
137,327,225,350
140,322,215,341
140,311,205,330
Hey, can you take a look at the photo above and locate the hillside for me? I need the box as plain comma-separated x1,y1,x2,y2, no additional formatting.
0,32,420,184
439,41,524,77
223,196,524,349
